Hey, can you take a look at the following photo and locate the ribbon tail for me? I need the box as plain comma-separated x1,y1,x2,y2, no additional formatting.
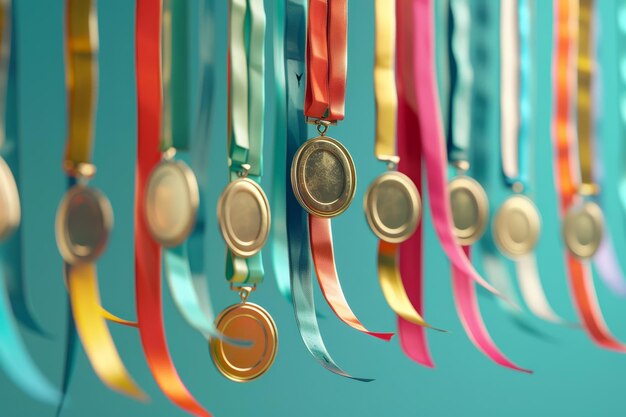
516,254,573,325
55,298,76,417
452,247,532,373
567,256,626,352
309,216,394,341
592,234,626,297
0,264,60,403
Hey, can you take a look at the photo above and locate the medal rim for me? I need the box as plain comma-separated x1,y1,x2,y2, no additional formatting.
55,184,113,265
144,159,200,248
563,201,604,260
448,175,489,246
217,177,271,258
364,171,421,243
210,302,278,383
0,157,20,240
493,194,541,258
290,136,357,218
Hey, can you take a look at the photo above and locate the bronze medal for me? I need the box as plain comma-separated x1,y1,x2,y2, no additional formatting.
291,136,356,218
493,194,541,258
448,176,489,245
0,157,20,240
563,201,604,260
364,171,421,243
210,302,278,382
217,177,271,258
55,184,113,264
145,160,199,248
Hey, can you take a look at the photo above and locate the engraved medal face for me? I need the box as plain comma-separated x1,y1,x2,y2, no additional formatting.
0,157,20,240
493,194,541,258
364,171,421,243
217,178,271,258
55,184,113,264
291,136,356,218
448,176,489,245
210,302,278,383
145,160,199,248
563,201,604,260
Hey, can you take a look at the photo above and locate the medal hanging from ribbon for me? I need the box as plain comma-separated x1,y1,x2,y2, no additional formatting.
365,0,443,367
280,0,373,381
213,0,277,383
495,0,570,325
398,0,529,372
55,0,146,401
552,0,626,352
0,0,60,403
292,0,393,349
135,1,212,415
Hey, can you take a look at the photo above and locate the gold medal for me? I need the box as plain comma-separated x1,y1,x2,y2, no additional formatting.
55,184,113,264
0,157,20,240
364,171,421,243
291,136,356,218
448,175,489,245
563,201,604,260
145,160,199,247
217,177,271,258
493,194,541,258
210,296,277,382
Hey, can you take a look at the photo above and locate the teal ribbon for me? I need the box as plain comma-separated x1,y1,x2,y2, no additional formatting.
0,1,60,404
618,1,626,213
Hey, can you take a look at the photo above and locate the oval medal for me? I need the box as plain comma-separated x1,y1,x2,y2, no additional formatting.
0,157,20,240
448,176,489,246
563,201,604,260
291,136,356,218
364,171,421,243
56,184,113,264
217,178,271,258
493,194,541,258
210,302,278,382
145,160,199,248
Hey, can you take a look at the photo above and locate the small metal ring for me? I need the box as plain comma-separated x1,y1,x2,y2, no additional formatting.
316,123,329,136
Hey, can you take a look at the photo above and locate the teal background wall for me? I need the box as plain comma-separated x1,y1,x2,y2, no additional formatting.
3,0,626,416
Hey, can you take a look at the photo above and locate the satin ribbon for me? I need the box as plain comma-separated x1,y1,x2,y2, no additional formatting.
285,0,369,381
498,0,568,325
373,0,439,337
135,1,211,414
588,3,626,297
0,1,61,403
270,0,291,302
552,0,626,352
401,0,528,371
304,0,393,342
59,0,146,403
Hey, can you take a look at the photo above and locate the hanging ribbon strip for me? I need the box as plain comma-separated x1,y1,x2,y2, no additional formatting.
135,0,211,415
270,0,291,302
400,0,529,372
61,0,145,402
304,0,393,341
499,0,568,325
552,0,626,352
589,2,626,297
374,0,440,336
618,1,626,217
0,0,60,403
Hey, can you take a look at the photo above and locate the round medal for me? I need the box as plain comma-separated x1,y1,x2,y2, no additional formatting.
55,184,113,264
291,136,356,218
0,157,20,240
145,160,199,248
563,201,604,260
364,171,421,243
493,194,541,258
210,302,278,382
217,178,271,258
448,176,489,246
